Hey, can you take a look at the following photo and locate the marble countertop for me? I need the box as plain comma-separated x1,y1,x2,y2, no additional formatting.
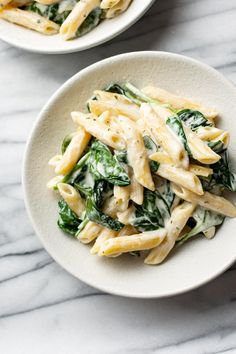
1,1,236,353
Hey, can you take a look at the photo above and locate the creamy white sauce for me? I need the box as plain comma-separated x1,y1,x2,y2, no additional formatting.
58,0,76,14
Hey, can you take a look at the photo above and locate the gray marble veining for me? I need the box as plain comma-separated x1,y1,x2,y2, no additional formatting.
1,1,236,353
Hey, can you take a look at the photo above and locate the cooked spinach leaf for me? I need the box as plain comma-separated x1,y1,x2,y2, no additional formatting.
143,135,158,153
177,206,224,246
157,181,175,209
105,83,127,96
143,135,160,172
89,140,130,186
86,197,124,231
57,200,81,236
123,83,159,106
132,189,170,232
166,116,191,154
105,82,161,106
76,7,102,37
177,109,212,131
25,2,71,25
63,152,91,184
208,140,225,153
114,150,128,164
201,151,236,192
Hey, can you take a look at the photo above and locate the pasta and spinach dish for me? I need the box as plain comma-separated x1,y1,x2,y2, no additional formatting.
47,83,236,265
0,0,132,40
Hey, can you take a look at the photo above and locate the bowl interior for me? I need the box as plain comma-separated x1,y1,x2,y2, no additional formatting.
0,0,154,53
23,51,236,298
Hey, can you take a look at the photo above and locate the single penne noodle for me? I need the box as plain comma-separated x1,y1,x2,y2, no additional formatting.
129,170,144,205
99,228,167,257
100,0,120,9
196,126,230,147
89,99,140,122
58,183,85,217
183,125,221,164
104,0,132,18
71,111,126,150
157,164,203,195
78,221,103,244
48,154,63,168
117,205,135,224
189,164,213,177
114,185,131,212
98,111,121,135
140,103,188,167
102,196,118,218
145,202,196,265
118,115,155,191
97,110,111,124
203,226,216,239
118,224,137,236
171,183,236,218
0,8,59,34
142,86,218,119
35,0,59,4
55,127,91,175
60,0,100,40
92,225,137,257
149,151,173,165
47,175,64,190
90,228,118,255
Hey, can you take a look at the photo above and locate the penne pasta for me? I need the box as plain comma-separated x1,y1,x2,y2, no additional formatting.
196,126,230,147
100,0,120,9
189,164,213,177
104,0,132,18
157,164,204,195
129,170,144,205
117,205,135,225
149,151,173,165
118,115,155,191
183,125,220,164
114,185,131,212
90,228,118,255
49,82,235,266
140,103,188,167
48,154,63,169
60,0,100,40
172,183,236,218
99,228,167,257
58,183,85,217
142,86,218,119
55,127,91,175
145,202,196,265
47,175,64,190
71,111,126,150
91,224,136,255
35,0,60,4
78,221,103,244
0,8,59,34
89,99,140,122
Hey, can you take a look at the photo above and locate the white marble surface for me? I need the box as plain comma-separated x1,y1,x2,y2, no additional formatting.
1,1,236,353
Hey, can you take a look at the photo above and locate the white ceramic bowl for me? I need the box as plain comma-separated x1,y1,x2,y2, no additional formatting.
0,0,154,54
23,51,236,298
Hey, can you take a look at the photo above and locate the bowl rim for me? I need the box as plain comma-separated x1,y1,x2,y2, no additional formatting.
22,51,236,298
0,0,155,54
